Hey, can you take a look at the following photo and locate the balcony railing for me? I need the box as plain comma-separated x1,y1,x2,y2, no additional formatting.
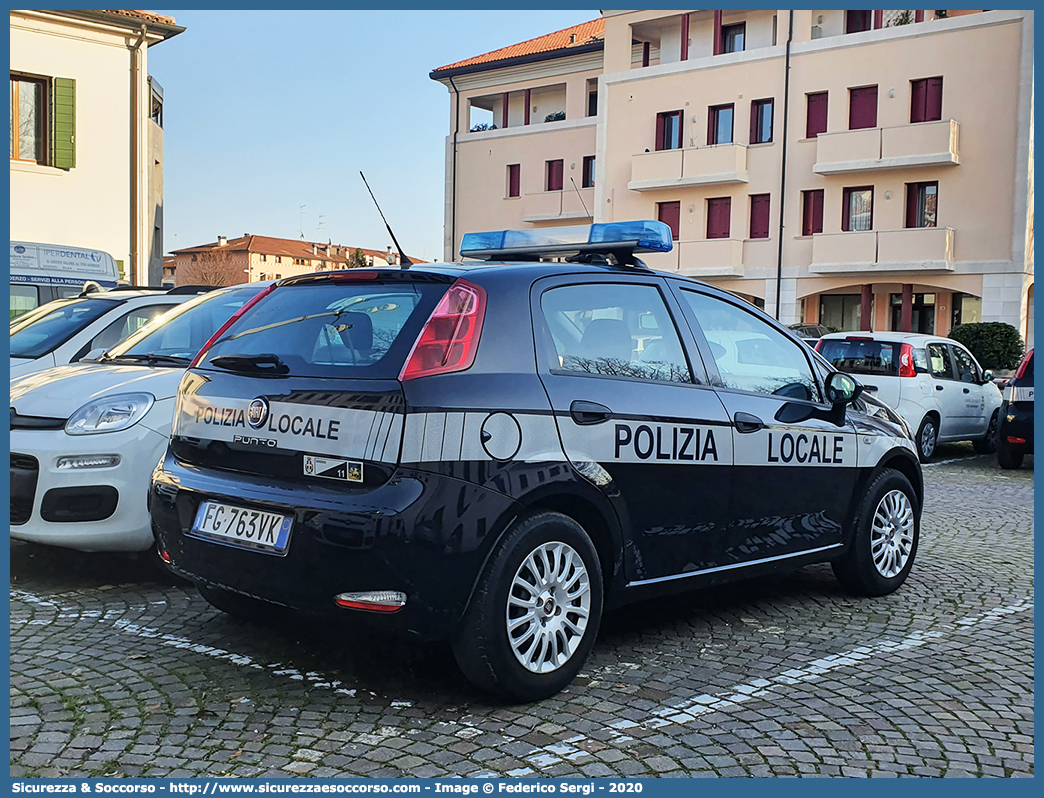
813,120,960,174
642,238,745,277
628,144,749,191
521,188,594,223
809,227,955,274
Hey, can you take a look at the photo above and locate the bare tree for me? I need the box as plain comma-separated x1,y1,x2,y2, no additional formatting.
177,248,245,286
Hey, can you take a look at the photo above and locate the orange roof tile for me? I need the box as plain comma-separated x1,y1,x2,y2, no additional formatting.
172,235,424,265
432,18,604,74
103,9,178,26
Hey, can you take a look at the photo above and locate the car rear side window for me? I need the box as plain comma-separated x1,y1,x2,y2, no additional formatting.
817,338,898,377
682,289,820,401
539,283,694,384
203,281,447,379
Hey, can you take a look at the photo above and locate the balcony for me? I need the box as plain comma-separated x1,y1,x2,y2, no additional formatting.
813,120,960,174
809,227,955,274
521,188,594,223
641,238,745,277
628,144,748,192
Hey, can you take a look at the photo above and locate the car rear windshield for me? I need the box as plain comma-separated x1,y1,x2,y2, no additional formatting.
817,338,898,376
200,281,448,379
107,285,264,362
9,298,118,358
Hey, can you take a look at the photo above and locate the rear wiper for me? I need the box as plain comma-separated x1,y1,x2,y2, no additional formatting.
106,353,191,366
209,353,290,375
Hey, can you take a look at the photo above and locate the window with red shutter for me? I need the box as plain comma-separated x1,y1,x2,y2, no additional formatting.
849,86,878,130
802,190,824,236
750,99,773,144
845,10,872,33
656,111,682,151
707,197,731,239
582,155,595,189
806,92,828,138
842,186,874,232
708,104,734,145
546,159,563,192
911,77,944,123
507,164,520,198
657,201,681,241
749,194,770,239
906,182,938,228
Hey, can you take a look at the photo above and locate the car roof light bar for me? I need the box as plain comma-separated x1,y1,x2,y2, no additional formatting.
459,221,673,265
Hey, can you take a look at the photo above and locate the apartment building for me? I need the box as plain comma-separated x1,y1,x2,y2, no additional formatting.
431,10,1034,346
170,234,420,286
11,10,184,286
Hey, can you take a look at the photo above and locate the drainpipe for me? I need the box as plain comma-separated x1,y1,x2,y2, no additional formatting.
130,24,147,285
448,76,461,262
774,11,793,321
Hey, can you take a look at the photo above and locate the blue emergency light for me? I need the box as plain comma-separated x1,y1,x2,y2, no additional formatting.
459,221,674,262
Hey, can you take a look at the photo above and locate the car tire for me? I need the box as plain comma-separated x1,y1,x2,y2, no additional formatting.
997,438,1025,470
973,411,1000,454
832,469,919,597
198,584,278,622
915,415,938,462
452,511,603,703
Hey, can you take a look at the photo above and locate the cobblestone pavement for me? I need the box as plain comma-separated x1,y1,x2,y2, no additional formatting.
11,445,1033,779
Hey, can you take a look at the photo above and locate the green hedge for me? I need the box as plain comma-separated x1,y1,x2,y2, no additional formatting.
948,322,1025,371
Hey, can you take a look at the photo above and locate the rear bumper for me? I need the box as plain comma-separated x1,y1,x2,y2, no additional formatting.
999,401,1034,453
150,452,520,640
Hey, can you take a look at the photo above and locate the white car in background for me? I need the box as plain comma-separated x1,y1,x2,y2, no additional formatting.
816,331,1003,462
10,287,211,380
10,282,270,555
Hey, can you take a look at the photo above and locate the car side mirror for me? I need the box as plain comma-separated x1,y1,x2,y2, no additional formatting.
80,348,107,362
825,371,861,404
982,369,994,383
774,373,863,428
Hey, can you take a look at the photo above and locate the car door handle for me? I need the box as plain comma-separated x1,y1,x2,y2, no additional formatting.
569,400,612,426
936,385,944,391
733,412,764,434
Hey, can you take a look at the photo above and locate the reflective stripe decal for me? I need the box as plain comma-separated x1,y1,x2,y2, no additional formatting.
1006,385,1034,403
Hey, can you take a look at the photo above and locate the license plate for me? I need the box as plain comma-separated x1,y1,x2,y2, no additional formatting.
191,501,293,552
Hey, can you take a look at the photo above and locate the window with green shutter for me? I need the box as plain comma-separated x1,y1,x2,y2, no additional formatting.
51,77,75,170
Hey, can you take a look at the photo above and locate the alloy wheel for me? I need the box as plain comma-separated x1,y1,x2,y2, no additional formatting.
506,541,591,674
869,489,915,578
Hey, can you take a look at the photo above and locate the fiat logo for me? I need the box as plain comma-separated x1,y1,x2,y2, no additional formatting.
247,398,269,429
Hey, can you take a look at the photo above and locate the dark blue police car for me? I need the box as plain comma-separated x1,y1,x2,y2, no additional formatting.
151,222,922,701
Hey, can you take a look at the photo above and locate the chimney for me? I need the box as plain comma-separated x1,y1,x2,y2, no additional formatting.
218,236,228,247
312,244,317,256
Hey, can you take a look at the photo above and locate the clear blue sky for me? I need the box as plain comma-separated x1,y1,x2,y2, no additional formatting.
150,10,598,262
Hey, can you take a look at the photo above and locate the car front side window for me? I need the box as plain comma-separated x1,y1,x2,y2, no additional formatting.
927,343,955,380
680,289,821,402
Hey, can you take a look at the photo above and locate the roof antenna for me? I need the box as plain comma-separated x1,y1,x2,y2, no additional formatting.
569,177,590,219
360,171,412,269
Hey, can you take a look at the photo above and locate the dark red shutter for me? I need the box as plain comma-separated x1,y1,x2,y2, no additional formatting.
707,109,716,146
806,92,828,138
849,86,878,130
749,102,759,145
873,10,883,29
642,41,650,67
846,10,871,33
905,183,919,228
915,10,925,22
655,112,665,151
507,164,520,198
802,190,824,236
911,79,927,123
749,194,770,239
658,201,681,241
842,188,851,232
547,160,563,191
926,77,943,121
707,197,731,239
582,156,595,188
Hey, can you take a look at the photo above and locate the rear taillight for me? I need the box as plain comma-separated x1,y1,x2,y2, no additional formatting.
1014,349,1033,380
899,342,916,377
188,284,277,368
399,279,486,381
